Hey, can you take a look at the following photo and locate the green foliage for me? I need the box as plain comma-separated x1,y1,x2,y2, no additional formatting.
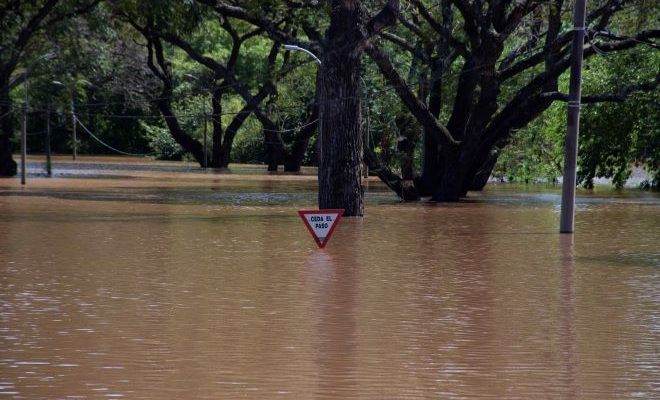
496,46,659,189
230,116,265,164
493,103,564,184
2,0,657,186
578,48,659,189
140,121,184,160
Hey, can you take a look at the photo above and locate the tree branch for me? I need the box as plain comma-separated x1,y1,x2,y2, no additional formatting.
410,0,469,57
195,0,318,53
220,16,242,70
157,30,227,74
366,0,400,37
453,0,481,48
379,31,429,62
584,29,660,56
541,75,660,103
366,44,458,146
591,29,660,50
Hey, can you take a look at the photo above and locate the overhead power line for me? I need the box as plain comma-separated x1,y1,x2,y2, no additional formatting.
74,115,152,157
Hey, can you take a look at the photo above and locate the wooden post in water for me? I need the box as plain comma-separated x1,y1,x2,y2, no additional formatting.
560,0,588,233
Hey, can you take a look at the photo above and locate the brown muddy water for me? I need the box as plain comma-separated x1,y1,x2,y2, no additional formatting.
1,156,658,399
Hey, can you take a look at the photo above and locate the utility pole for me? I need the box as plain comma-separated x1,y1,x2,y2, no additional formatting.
560,0,588,233
45,104,52,177
21,73,28,185
203,102,208,169
71,98,77,160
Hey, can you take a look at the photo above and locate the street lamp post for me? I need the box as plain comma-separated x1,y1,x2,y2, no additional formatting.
283,45,321,65
284,45,370,179
283,44,323,171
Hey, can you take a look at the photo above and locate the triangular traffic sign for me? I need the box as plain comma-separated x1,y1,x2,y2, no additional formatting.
297,209,344,248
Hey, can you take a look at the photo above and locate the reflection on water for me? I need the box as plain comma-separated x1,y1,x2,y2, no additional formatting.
559,235,577,400
0,158,658,399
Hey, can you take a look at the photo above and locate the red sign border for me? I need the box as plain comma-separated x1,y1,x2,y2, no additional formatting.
297,209,344,248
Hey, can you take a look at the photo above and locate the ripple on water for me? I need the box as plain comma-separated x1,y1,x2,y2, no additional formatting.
1,164,658,398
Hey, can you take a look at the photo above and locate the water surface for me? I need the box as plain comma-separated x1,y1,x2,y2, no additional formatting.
1,157,658,399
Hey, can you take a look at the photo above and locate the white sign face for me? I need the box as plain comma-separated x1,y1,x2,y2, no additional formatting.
298,209,344,248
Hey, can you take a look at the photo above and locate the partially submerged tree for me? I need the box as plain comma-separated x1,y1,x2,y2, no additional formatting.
114,1,262,168
202,0,401,215
166,0,658,208
114,0,318,171
366,0,659,200
2,0,656,207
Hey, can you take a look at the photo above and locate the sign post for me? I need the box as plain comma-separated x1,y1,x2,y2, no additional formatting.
298,209,344,248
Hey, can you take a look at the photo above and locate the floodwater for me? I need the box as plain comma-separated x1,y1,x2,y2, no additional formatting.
1,156,658,399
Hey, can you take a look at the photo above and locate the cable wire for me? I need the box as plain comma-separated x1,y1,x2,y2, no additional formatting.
74,115,152,157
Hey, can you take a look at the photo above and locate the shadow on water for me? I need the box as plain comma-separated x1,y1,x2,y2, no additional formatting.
304,218,372,398
0,188,318,206
306,249,359,399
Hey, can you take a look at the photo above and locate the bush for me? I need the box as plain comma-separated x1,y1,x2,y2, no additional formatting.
140,121,185,160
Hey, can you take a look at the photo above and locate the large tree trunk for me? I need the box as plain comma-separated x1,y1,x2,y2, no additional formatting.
318,2,369,216
418,59,444,196
318,58,364,215
0,134,17,177
431,148,464,201
469,147,502,191
0,92,17,176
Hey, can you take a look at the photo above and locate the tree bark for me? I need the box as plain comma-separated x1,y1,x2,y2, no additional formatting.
0,82,17,175
469,147,501,191
316,0,400,215
317,1,376,216
210,86,224,167
318,45,364,214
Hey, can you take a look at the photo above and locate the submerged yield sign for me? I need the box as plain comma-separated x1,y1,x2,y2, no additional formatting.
297,209,344,248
